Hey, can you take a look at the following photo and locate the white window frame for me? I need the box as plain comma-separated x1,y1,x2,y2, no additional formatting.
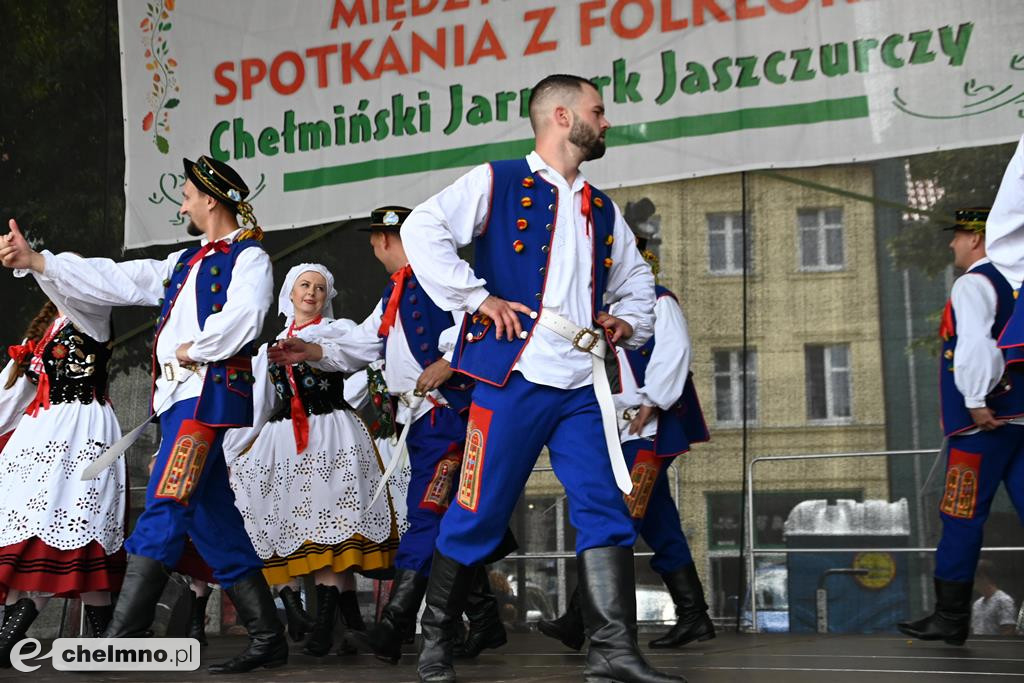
805,344,853,423
797,207,845,272
713,349,758,426
707,212,753,275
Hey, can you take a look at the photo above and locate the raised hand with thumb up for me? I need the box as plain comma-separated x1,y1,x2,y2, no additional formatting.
0,219,44,272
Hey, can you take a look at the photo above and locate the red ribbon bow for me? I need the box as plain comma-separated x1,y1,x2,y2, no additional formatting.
581,182,593,237
24,317,66,417
284,316,322,454
7,340,37,364
378,264,412,337
187,239,230,266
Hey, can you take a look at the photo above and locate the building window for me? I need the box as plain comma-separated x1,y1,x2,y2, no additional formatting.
708,212,753,275
805,344,852,421
798,208,844,271
713,349,757,424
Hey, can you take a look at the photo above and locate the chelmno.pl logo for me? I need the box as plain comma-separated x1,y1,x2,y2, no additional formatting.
9,637,200,672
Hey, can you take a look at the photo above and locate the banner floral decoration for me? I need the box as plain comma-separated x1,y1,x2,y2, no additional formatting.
140,0,179,154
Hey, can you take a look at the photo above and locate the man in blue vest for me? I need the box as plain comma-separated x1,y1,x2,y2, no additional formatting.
537,232,713,653
269,206,509,663
399,74,683,683
899,207,1024,645
1,156,286,673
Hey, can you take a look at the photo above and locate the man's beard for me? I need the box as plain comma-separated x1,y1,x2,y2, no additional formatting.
569,117,606,161
186,220,202,237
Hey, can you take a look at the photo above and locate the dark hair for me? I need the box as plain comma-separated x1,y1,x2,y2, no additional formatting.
975,559,995,584
5,300,58,389
528,74,596,130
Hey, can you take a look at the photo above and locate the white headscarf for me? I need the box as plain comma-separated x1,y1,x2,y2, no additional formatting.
278,263,337,324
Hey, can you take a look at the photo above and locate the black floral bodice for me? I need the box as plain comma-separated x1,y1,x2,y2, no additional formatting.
25,321,111,406
267,362,350,421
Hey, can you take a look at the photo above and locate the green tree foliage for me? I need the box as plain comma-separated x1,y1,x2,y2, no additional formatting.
0,0,124,343
890,142,1016,276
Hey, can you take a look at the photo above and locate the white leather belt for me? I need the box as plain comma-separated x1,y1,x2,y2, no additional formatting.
535,309,634,495
161,358,202,383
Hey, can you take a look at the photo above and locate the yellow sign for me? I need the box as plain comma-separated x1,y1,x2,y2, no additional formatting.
853,552,896,590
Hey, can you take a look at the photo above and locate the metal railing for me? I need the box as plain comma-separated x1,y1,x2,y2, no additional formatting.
745,448,1024,632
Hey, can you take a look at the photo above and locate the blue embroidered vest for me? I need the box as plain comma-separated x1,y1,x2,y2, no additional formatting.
154,238,263,427
451,158,617,386
940,261,1024,436
379,270,472,413
623,286,709,457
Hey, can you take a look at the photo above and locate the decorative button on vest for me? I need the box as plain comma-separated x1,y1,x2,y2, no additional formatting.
521,197,533,208
174,263,184,272
516,218,528,231
211,266,221,276
412,310,422,320
605,235,614,245
162,278,171,287
541,245,549,253
212,303,222,312
547,203,555,211
210,283,222,293
604,257,614,268
545,223,553,231
407,280,417,289
212,374,223,383
522,176,535,188
513,240,525,253
408,295,418,304
593,197,604,208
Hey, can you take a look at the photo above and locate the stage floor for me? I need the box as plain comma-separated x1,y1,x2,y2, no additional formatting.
2,631,1021,681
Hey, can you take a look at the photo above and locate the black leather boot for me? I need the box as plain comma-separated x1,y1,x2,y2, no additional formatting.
84,604,114,638
0,599,39,668
339,590,365,631
208,571,288,674
417,551,477,683
897,577,973,646
579,546,687,683
279,586,315,643
187,593,210,646
454,565,507,658
649,563,716,648
537,586,585,651
104,554,171,638
349,568,428,663
302,584,339,657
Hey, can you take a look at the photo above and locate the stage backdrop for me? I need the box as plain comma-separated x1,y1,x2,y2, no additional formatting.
119,0,1024,248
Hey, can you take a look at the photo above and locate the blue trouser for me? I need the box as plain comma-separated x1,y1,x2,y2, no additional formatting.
125,398,263,587
394,406,467,576
935,425,1024,582
623,439,694,575
438,372,636,565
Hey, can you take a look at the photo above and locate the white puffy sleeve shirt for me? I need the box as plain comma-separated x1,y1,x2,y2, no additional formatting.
951,260,1006,409
986,134,1024,289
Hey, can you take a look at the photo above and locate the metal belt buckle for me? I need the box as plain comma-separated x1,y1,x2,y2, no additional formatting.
572,328,600,353
622,407,638,422
162,362,176,382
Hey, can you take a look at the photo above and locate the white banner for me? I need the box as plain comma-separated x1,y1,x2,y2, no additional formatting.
119,0,1024,248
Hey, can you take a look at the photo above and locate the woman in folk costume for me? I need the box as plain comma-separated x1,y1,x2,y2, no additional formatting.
0,288,126,667
0,302,56,452
223,263,398,656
